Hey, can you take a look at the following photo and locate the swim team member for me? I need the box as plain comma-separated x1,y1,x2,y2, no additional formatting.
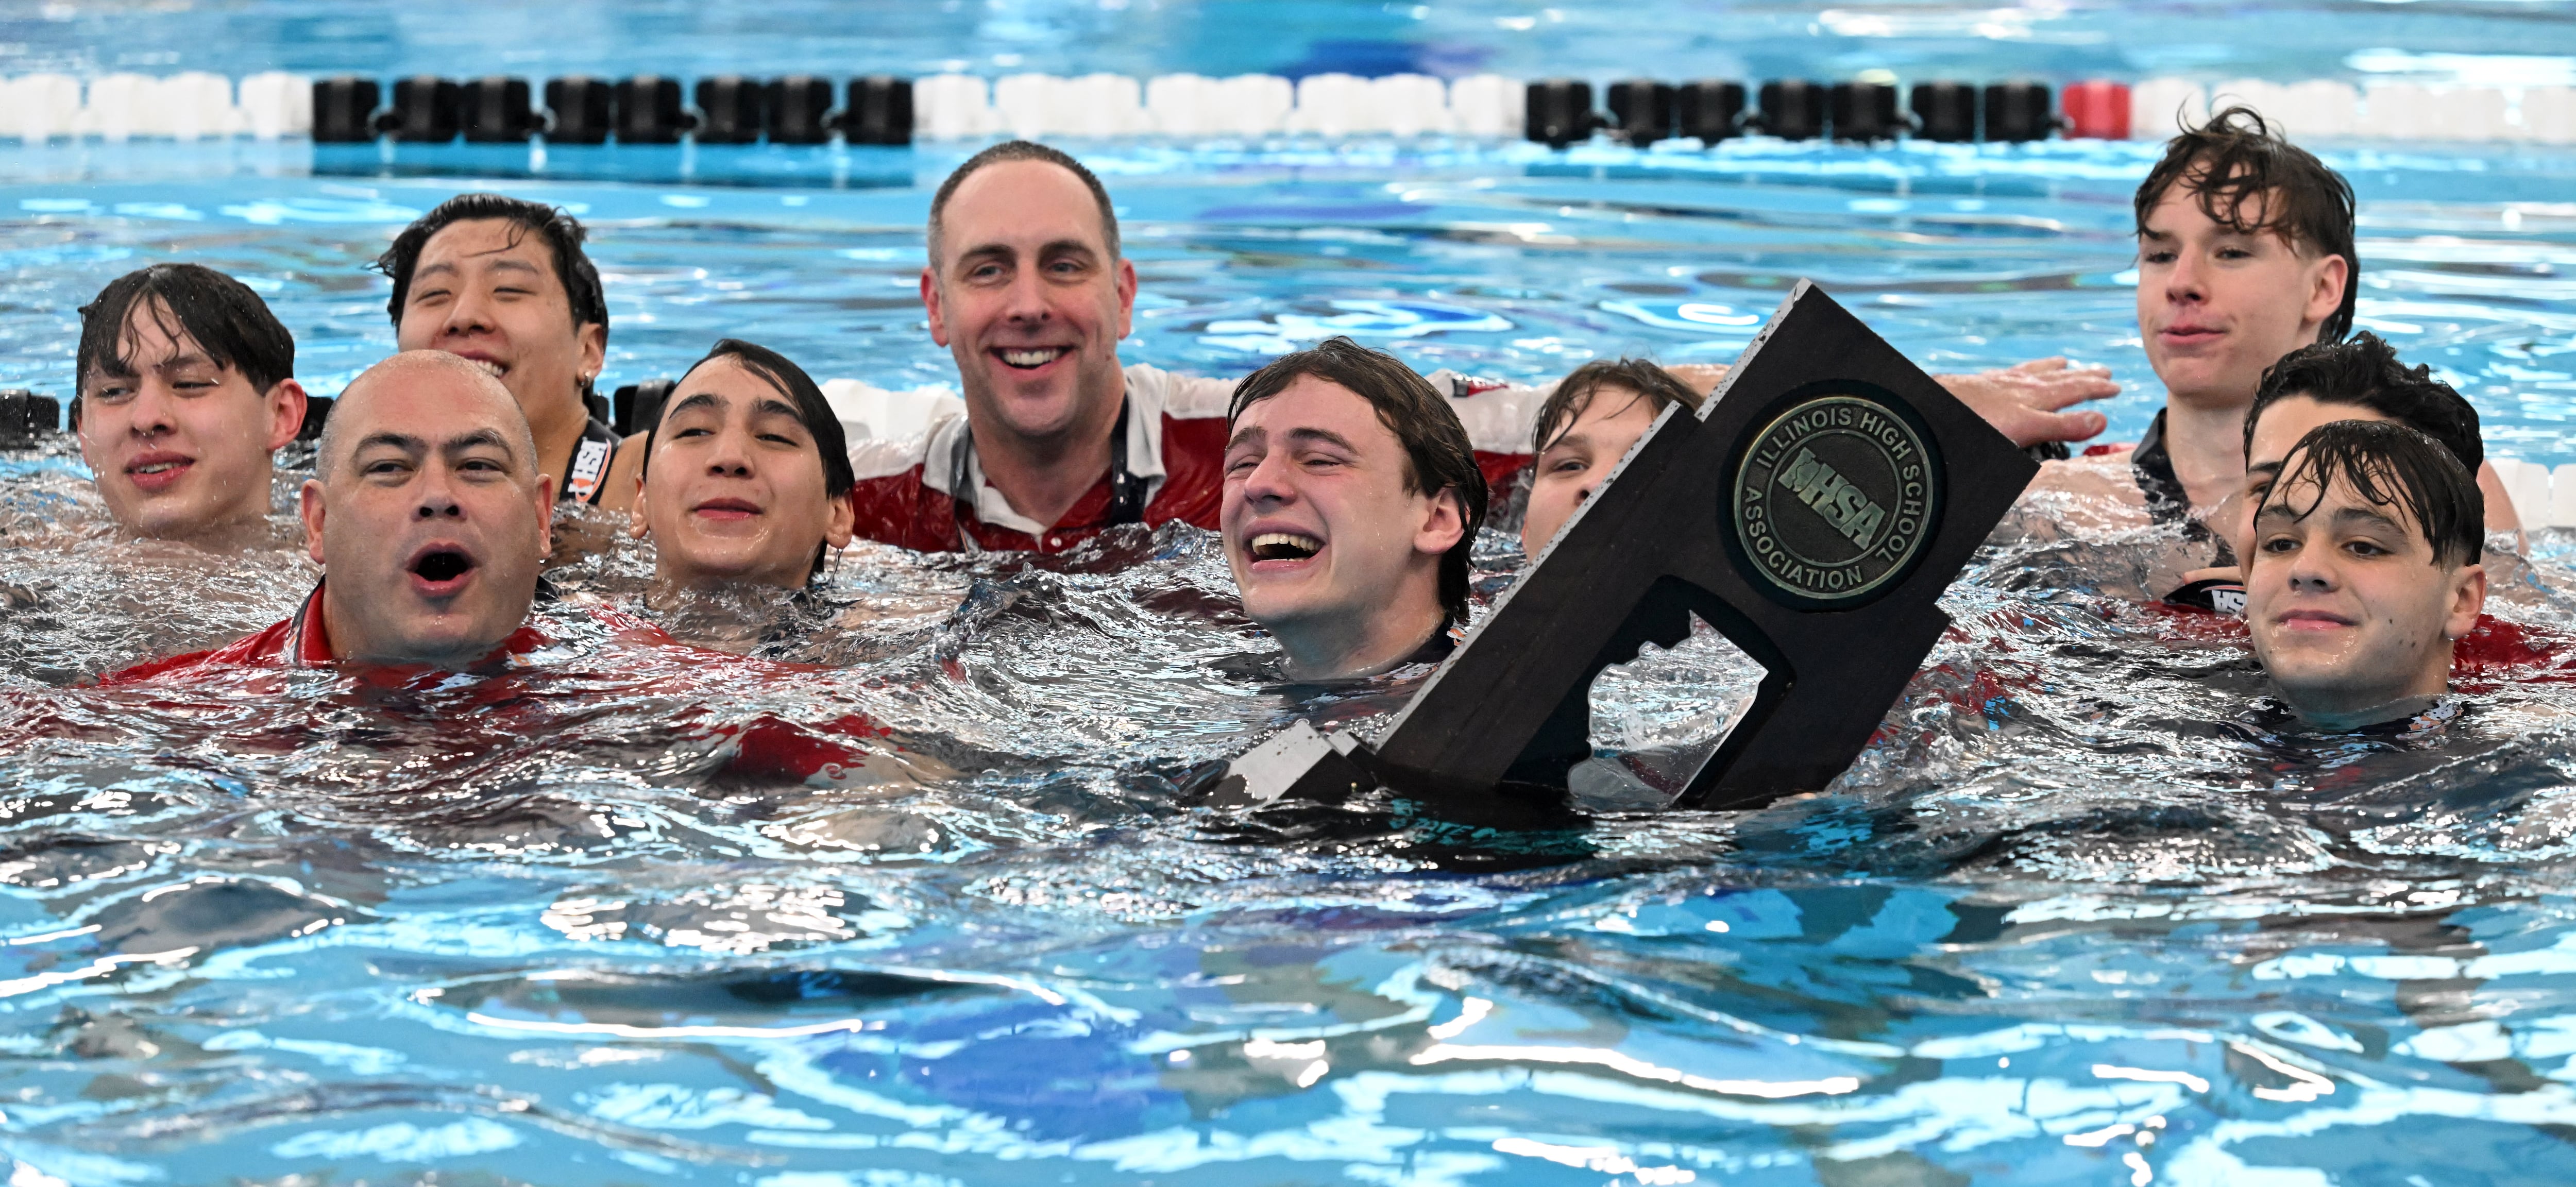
1221,336,1485,682
847,141,2120,556
629,338,856,594
375,194,634,512
2242,419,2486,730
71,263,308,546
1519,359,1705,556
2031,106,2365,526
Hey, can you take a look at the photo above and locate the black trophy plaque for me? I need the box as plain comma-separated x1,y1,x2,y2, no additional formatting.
1208,281,2037,813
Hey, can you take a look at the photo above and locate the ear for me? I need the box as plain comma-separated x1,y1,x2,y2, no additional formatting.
298,478,327,566
1113,256,1138,341
921,267,949,347
2306,251,2350,332
1414,486,1467,557
533,472,557,559
577,322,607,382
2444,562,2488,640
823,489,857,549
263,379,309,452
71,396,97,470
627,480,652,539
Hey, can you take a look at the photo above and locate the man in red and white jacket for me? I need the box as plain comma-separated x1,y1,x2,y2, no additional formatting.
849,140,2120,556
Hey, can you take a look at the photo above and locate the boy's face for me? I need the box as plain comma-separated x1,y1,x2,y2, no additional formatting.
76,300,304,538
1523,383,1660,556
2136,178,2347,410
2244,459,2484,720
1221,375,1461,643
396,218,606,434
631,356,854,590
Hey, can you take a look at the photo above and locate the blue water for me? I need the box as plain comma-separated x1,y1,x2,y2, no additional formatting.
7,4,2576,1185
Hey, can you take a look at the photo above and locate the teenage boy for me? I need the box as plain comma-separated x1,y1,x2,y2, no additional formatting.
2034,106,2358,524
1519,358,1705,556
2243,419,2486,729
1220,336,1485,682
847,141,2116,556
376,194,634,512
629,338,858,593
72,263,308,544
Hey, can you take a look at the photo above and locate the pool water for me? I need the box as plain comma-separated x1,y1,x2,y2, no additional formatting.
11,20,2576,1185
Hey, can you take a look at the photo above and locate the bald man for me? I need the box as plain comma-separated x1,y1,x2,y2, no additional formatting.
111,351,565,671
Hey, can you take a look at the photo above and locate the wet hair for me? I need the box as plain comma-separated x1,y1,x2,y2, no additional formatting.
1531,358,1705,454
926,140,1121,264
76,263,295,399
2248,332,2482,471
2135,105,2359,344
372,193,609,335
1228,335,1488,625
2258,419,2483,569
642,339,854,579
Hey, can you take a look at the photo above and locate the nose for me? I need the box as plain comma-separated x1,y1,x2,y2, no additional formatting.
124,380,177,437
1241,450,1298,508
1000,263,1053,327
2285,547,2337,595
413,461,465,520
704,425,754,478
439,285,496,339
2163,249,2207,307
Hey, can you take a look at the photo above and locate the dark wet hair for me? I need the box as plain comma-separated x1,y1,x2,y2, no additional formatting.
2259,419,2482,569
927,140,1120,263
2136,105,2359,344
77,263,295,398
1532,358,1705,454
645,338,854,497
2249,332,2482,472
373,193,608,335
1228,336,1488,625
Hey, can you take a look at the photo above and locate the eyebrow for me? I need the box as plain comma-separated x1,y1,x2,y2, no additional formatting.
663,391,806,425
1282,426,1359,452
351,427,516,462
412,257,541,282
2253,501,2408,535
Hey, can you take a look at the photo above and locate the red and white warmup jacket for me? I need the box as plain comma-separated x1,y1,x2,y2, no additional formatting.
839,363,1544,555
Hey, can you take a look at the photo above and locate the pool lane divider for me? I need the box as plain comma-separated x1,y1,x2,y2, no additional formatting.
1195,281,2037,817
0,71,2570,147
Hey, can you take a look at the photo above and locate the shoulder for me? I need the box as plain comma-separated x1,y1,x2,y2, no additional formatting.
96,616,296,684
1126,362,1234,420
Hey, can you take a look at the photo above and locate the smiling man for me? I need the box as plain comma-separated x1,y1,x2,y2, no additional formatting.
377,194,632,512
846,140,2116,557
630,338,857,592
2243,419,2485,729
72,263,308,545
1221,336,1485,682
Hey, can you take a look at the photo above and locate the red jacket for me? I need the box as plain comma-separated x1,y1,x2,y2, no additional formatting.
841,363,1540,555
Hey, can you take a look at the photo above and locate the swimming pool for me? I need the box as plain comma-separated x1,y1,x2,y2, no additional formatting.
11,4,2576,1184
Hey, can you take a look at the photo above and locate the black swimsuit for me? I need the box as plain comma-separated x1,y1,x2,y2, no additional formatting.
558,417,621,504
2134,409,2244,612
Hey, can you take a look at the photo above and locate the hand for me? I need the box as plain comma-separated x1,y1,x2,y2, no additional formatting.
1664,363,1730,396
1934,358,2118,448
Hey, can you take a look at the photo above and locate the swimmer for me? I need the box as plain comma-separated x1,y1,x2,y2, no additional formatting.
2172,333,2515,612
846,140,2115,556
1520,359,1705,555
1221,336,1485,682
71,263,308,545
631,339,856,591
376,194,632,513
2243,419,2486,730
2028,106,2361,533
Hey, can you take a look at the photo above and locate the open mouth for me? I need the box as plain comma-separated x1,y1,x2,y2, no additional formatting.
409,548,478,594
1249,532,1323,562
994,347,1067,371
455,354,510,380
